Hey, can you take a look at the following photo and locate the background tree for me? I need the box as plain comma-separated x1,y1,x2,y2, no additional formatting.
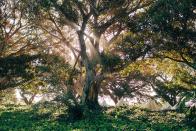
137,0,196,70
0,0,42,90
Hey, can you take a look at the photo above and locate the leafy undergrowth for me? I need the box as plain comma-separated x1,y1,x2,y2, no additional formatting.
0,105,195,131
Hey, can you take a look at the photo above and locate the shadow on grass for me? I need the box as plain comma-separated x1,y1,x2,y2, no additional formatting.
0,105,195,130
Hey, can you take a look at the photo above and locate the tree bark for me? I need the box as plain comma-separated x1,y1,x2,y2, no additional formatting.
77,31,99,108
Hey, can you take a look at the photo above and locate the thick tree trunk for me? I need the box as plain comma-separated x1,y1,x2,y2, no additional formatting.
77,31,99,108
81,70,99,107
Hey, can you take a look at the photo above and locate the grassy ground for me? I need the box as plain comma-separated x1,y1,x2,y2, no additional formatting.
0,105,195,131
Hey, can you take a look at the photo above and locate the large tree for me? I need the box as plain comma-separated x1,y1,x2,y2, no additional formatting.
23,0,152,108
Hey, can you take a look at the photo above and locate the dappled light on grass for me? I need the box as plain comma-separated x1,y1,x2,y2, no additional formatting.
0,105,195,130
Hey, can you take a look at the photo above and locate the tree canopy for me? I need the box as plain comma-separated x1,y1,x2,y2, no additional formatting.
0,0,195,113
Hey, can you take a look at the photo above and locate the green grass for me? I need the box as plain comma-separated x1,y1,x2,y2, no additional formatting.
0,105,195,131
